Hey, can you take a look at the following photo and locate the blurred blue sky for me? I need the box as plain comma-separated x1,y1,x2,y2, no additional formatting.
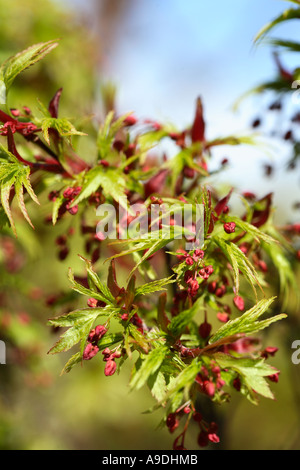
98,0,298,130
66,0,299,219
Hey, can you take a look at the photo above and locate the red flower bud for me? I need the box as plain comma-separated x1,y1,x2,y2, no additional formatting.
183,166,195,179
104,359,117,376
166,413,179,433
208,281,217,293
268,373,280,383
63,187,74,199
83,343,99,360
66,202,78,215
193,412,203,422
87,298,98,308
233,295,245,311
224,222,236,234
58,246,69,261
185,256,194,266
88,324,107,344
261,346,278,359
233,377,241,392
56,235,67,246
10,108,20,117
197,431,209,447
124,114,137,126
48,190,59,201
194,249,204,259
217,312,229,323
208,433,220,444
183,406,191,414
199,321,212,339
203,380,215,397
215,285,226,298
243,191,256,200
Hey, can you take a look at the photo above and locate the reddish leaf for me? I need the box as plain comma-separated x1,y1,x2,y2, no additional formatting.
144,169,168,198
214,189,233,217
107,260,122,297
48,88,63,118
250,193,273,228
191,97,205,143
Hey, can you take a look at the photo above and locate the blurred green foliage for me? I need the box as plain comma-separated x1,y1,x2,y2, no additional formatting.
0,0,98,113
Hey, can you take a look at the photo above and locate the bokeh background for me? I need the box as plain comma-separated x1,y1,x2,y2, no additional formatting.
0,0,299,450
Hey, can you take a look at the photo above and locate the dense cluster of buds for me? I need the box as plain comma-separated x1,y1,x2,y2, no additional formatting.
195,364,226,399
167,406,221,450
